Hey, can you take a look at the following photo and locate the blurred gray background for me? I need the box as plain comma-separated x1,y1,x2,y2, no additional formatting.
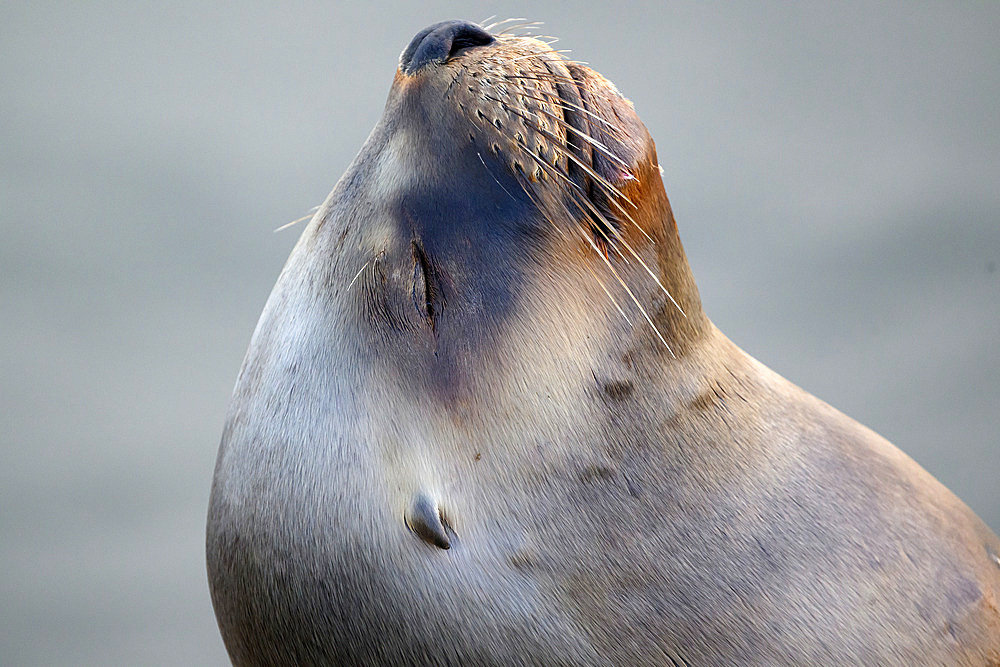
2,1,997,664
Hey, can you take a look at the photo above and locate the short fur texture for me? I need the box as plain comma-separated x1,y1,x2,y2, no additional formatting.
208,22,1000,665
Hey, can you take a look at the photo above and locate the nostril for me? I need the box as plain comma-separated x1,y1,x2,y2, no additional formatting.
399,20,494,75
447,23,494,53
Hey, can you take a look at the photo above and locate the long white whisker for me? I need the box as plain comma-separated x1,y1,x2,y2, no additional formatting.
347,261,369,291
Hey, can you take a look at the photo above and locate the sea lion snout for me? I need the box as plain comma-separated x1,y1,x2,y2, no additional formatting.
399,20,494,75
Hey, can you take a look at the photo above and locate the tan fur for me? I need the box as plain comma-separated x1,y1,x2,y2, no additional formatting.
208,23,1000,665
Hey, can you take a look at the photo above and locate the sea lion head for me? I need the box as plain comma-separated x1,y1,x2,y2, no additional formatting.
288,20,708,404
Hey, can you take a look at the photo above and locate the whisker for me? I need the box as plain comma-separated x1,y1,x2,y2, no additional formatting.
477,151,518,202
502,72,579,86
512,133,579,190
586,264,633,326
539,162,681,316
516,105,650,232
483,17,527,32
507,89,627,133
347,261,369,291
605,194,655,245
512,176,569,243
509,166,636,338
273,205,321,233
463,46,688,326
507,115,636,209
509,51,558,63
575,192,685,317
492,100,640,236
507,130,685,331
499,21,545,35
521,105,632,171
505,131,633,267
508,49,575,63
567,198,674,357
559,146,637,208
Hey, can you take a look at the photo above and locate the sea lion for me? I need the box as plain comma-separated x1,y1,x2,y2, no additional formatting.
207,19,1000,665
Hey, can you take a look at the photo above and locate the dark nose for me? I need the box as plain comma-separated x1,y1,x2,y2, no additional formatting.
399,20,494,75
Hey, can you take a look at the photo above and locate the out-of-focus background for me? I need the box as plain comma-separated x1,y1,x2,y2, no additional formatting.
2,2,997,664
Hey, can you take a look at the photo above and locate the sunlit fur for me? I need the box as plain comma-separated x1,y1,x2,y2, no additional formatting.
208,21,1000,665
